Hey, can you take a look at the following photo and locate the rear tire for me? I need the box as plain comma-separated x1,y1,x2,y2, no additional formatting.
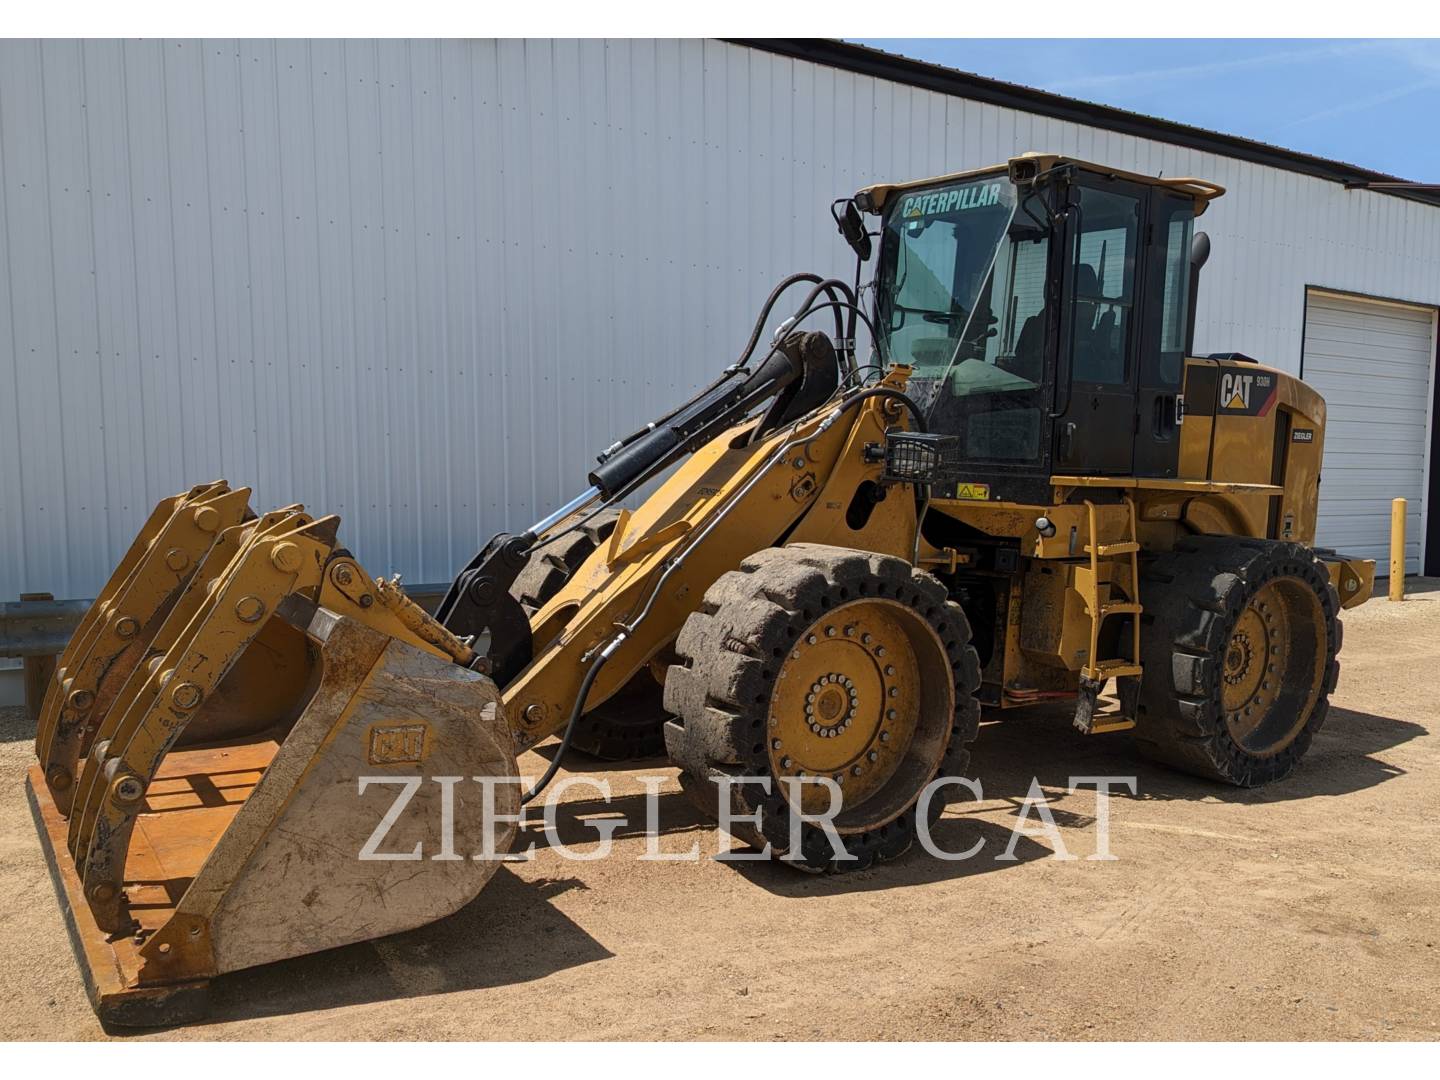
512,508,666,761
664,543,981,872
566,671,668,761
1127,536,1341,787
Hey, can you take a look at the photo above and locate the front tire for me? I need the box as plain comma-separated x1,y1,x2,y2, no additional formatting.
1128,536,1341,787
663,544,981,872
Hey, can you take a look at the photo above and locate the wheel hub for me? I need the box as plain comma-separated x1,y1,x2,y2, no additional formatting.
767,598,945,821
1222,600,1278,741
1219,575,1328,757
806,675,858,736
1224,631,1254,687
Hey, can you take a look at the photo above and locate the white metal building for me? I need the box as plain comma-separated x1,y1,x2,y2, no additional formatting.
2,37,1438,611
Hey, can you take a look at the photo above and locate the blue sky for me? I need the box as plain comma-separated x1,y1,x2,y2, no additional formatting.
852,40,1440,181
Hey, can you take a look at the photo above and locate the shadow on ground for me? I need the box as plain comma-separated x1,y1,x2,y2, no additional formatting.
183,867,612,1034
968,699,1425,811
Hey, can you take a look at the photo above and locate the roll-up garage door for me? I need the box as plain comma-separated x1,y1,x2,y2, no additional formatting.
1302,290,1436,574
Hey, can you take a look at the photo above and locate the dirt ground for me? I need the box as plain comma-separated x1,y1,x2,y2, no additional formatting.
3,582,1438,1042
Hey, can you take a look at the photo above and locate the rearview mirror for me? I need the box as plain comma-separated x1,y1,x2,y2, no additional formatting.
834,199,872,262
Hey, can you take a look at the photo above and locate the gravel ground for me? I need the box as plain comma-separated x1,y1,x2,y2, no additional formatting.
3,582,1437,1041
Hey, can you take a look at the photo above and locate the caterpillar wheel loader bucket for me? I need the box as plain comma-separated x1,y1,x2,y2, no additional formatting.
27,489,520,1028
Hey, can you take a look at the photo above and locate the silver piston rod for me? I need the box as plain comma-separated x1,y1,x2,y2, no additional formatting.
525,485,603,541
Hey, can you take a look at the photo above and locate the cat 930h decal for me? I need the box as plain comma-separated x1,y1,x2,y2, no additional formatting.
1218,368,1278,417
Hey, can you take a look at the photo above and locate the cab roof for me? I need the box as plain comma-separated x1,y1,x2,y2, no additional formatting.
857,152,1227,216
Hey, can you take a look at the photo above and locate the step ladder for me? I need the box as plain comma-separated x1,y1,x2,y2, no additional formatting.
1074,496,1142,735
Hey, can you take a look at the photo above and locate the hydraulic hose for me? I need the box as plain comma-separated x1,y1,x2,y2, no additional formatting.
596,273,846,465
841,385,928,433
518,283,883,566
734,272,841,374
520,632,627,804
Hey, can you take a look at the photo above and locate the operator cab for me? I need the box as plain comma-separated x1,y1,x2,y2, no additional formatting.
861,153,1224,504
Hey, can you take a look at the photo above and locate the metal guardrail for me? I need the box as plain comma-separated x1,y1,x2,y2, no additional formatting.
1,584,448,722
1,595,92,658
1,584,447,660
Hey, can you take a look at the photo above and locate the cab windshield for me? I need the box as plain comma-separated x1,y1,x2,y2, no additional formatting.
877,174,1053,464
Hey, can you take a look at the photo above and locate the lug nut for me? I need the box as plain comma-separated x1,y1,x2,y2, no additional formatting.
868,751,879,762
851,765,863,777
781,756,793,769
825,626,836,637
884,665,896,677
806,634,817,645
771,739,782,750
879,731,891,743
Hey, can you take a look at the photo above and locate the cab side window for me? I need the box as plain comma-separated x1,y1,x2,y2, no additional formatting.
1071,188,1141,385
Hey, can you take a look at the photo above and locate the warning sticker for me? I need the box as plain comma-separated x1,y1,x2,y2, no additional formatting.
952,482,992,501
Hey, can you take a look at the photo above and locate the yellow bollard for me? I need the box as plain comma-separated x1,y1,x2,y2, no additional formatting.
1389,497,1407,602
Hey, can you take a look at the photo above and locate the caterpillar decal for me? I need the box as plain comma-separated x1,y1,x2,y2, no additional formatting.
1218,368,1278,417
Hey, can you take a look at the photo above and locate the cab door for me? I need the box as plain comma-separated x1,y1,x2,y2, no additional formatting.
1051,180,1145,475
1131,193,1195,478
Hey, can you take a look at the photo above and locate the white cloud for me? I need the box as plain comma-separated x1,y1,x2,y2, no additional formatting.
1046,40,1392,95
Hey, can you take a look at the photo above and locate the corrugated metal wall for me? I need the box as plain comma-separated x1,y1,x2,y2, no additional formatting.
3,38,1439,601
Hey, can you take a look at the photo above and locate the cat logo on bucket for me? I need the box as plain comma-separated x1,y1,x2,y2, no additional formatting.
367,723,428,765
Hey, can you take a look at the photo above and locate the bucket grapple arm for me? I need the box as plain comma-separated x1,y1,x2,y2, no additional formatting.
28,494,518,1027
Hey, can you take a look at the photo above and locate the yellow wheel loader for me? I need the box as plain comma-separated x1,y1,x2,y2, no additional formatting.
27,153,1375,1026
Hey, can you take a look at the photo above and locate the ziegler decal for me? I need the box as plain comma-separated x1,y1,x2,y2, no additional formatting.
1218,369,1277,417
1292,428,1315,443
